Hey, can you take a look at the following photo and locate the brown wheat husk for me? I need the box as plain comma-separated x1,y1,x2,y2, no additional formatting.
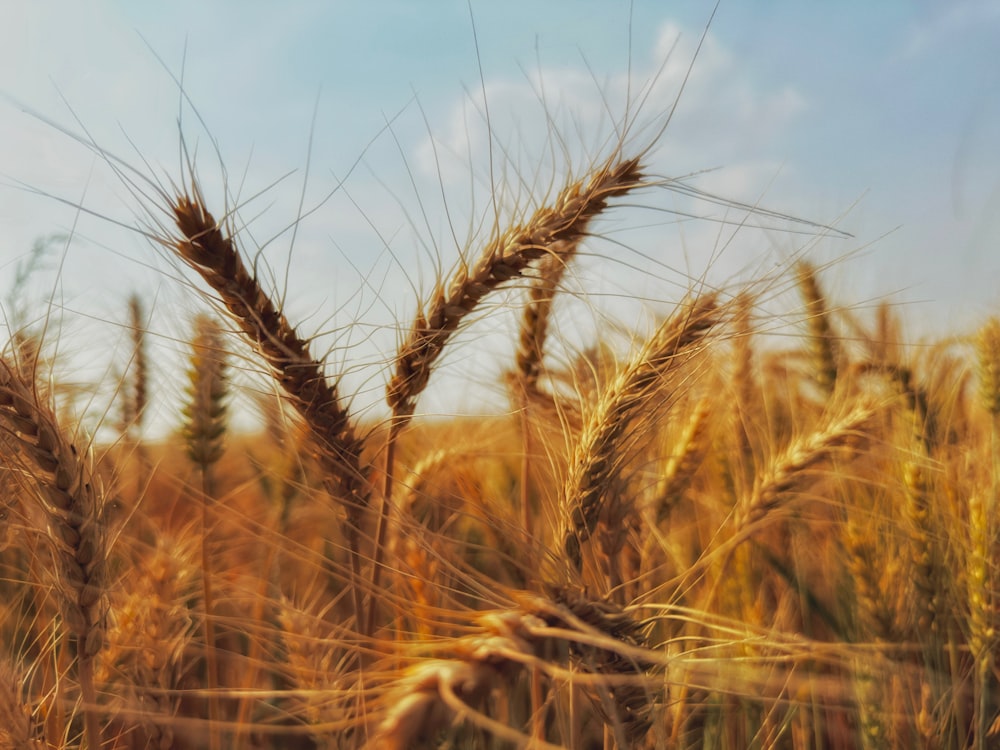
169,188,372,639
171,190,368,506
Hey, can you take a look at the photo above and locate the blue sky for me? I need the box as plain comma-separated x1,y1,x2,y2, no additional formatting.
1,1,999,421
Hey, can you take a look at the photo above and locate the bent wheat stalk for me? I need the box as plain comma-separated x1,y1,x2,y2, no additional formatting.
386,153,645,424
372,154,647,634
169,187,371,633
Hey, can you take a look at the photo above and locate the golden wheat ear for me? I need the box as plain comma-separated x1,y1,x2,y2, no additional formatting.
0,357,107,750
743,399,879,528
183,314,228,474
387,154,645,426
123,293,149,436
368,589,653,749
562,293,721,576
970,317,1000,746
796,260,839,398
368,153,648,634
512,244,574,396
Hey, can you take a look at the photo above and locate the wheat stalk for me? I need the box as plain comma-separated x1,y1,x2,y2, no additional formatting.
562,294,720,574
169,188,371,636
371,154,646,634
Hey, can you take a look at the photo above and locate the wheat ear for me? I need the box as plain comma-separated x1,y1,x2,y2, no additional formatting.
125,294,149,436
368,590,651,749
796,261,839,397
170,188,370,631
744,400,878,527
387,154,644,424
731,292,757,484
653,395,712,525
103,531,198,749
171,190,366,498
0,358,106,750
371,154,646,633
563,294,720,573
182,314,228,750
511,244,576,579
123,293,151,495
977,317,1000,426
513,243,575,394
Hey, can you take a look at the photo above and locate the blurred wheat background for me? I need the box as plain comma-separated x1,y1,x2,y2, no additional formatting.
1,3,1000,749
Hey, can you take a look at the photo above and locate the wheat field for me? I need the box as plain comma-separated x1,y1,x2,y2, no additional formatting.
1,18,999,750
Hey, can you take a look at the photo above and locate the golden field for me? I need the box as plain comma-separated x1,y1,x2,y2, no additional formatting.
1,45,998,750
